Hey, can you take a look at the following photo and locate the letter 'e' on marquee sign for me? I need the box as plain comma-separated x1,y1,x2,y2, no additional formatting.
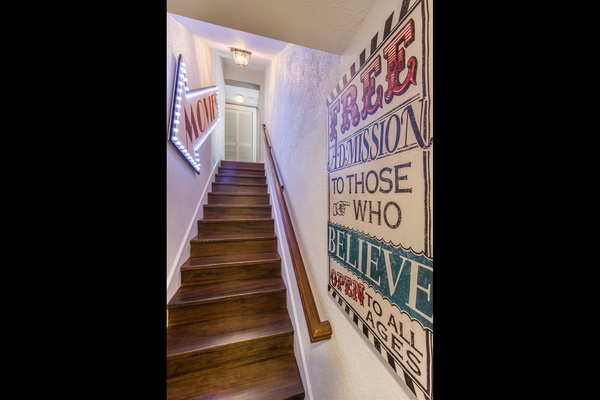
168,54,221,173
326,1,433,399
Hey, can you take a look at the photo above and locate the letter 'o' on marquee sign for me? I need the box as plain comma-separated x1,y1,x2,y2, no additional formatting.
326,1,433,399
168,54,221,173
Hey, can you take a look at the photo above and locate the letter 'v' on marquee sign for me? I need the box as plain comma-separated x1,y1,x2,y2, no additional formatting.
168,54,221,173
326,1,433,399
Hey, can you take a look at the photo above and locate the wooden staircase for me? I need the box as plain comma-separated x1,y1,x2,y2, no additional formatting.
167,160,305,400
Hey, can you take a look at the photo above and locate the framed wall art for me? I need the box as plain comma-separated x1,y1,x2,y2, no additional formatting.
326,1,433,398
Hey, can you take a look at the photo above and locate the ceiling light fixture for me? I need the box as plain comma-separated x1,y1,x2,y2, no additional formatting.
229,47,252,66
234,94,244,103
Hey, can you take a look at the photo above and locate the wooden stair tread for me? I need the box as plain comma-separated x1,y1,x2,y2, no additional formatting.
168,276,286,307
217,171,265,177
167,308,293,357
181,251,281,268
207,193,271,204
209,191,268,196
211,183,269,193
167,353,304,400
192,232,277,241
213,181,268,186
217,172,266,177
220,161,265,170
197,217,273,223
203,204,272,214
204,204,271,208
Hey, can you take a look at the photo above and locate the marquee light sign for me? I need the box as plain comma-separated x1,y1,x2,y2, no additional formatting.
168,54,220,173
326,1,433,399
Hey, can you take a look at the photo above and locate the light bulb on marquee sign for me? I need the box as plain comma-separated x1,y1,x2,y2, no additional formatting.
168,54,221,173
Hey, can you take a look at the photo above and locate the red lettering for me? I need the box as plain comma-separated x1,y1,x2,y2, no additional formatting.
330,269,338,286
337,272,344,291
356,281,364,306
360,56,383,120
184,107,200,149
195,99,205,132
344,275,353,297
330,268,365,306
328,99,340,141
383,19,417,103
208,94,217,121
340,85,360,134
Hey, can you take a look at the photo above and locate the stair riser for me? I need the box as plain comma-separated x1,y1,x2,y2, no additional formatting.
203,206,272,219
181,261,281,285
168,291,287,326
198,219,275,234
191,238,277,257
167,332,294,382
218,167,265,177
208,193,270,205
212,182,268,193
215,175,267,185
220,161,264,171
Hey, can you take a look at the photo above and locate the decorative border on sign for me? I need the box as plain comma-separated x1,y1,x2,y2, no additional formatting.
326,0,416,106
329,284,431,400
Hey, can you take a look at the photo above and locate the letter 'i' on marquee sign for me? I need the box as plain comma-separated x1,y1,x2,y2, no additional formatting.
326,1,433,399
168,54,221,173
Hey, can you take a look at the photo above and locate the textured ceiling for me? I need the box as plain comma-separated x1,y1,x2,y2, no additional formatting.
166,0,377,55
169,12,289,70
168,0,379,108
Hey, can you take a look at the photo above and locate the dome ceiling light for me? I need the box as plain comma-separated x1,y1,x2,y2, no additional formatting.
229,47,252,66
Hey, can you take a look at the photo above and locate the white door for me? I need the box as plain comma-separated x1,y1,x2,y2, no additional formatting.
224,104,257,162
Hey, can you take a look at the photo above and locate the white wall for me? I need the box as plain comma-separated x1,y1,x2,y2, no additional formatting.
262,1,417,398
166,14,226,303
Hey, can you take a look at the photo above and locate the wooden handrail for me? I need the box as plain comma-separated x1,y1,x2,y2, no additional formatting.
262,124,332,343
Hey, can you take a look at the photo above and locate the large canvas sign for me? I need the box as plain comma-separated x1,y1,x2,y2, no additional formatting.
326,1,433,399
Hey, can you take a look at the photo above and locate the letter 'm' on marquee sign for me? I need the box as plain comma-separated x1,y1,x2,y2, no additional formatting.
326,1,433,399
168,54,221,173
